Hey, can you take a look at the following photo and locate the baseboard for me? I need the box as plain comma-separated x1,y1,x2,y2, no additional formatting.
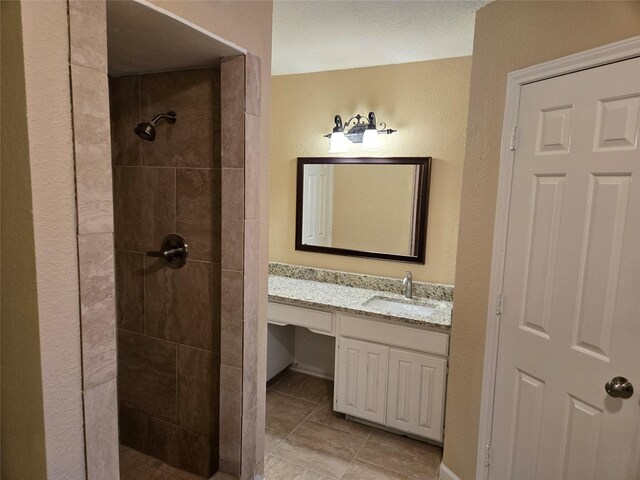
439,463,462,480
288,363,334,380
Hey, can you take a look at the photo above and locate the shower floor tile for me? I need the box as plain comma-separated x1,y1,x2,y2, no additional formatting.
119,444,206,480
265,369,442,480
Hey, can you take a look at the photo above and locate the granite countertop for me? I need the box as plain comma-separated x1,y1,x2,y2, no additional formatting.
268,274,452,330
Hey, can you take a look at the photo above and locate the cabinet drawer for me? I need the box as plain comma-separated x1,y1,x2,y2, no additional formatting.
268,302,335,336
338,314,448,356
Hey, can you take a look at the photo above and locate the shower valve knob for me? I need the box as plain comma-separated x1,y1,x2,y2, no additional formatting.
147,234,188,269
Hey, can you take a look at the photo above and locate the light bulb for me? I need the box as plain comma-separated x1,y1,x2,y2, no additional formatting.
328,132,347,153
361,128,380,151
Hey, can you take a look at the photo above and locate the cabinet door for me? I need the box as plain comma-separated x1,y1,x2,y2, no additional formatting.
335,337,389,425
386,348,446,441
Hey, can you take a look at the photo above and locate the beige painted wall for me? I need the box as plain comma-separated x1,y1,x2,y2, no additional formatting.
0,0,273,476
1,1,86,478
150,0,274,465
1,2,48,477
331,164,414,254
270,57,472,285
444,2,640,479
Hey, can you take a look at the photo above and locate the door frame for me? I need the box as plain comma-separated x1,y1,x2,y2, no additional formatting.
477,35,640,480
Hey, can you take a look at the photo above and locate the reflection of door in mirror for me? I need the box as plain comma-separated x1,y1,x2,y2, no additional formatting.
296,157,431,263
302,163,334,247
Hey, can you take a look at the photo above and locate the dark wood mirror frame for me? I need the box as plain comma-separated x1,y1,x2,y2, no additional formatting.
295,157,432,263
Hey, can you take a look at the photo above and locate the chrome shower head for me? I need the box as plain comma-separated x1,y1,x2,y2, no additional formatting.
134,111,177,141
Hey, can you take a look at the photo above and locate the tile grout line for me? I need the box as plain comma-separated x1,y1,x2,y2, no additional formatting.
267,397,335,478
338,426,374,480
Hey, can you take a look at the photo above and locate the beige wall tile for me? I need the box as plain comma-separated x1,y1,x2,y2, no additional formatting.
241,405,257,480
69,0,107,72
244,114,260,221
243,219,259,319
221,269,244,368
245,53,261,117
221,56,245,168
71,65,114,235
84,378,119,480
242,315,258,414
78,233,117,390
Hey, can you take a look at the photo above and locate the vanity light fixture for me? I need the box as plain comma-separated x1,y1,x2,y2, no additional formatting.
325,111,396,153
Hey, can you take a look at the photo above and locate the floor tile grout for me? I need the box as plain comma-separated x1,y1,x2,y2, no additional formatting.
338,426,373,479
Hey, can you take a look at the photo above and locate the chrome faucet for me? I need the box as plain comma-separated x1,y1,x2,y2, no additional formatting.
402,271,413,299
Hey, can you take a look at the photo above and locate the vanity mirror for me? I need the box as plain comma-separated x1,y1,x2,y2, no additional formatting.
295,157,431,263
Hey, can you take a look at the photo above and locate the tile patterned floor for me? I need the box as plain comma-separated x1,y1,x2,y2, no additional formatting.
119,444,206,480
265,370,442,480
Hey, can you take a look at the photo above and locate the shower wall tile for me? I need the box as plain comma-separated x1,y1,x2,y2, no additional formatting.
177,345,215,435
245,53,261,117
109,76,141,166
84,378,120,480
119,402,149,453
221,56,245,168
219,365,242,463
242,315,258,415
69,0,107,73
244,114,260,221
218,458,240,477
221,168,245,271
115,250,144,333
140,68,213,168
148,418,212,477
118,330,177,422
176,168,220,262
113,166,175,252
212,262,222,355
144,258,212,350
78,233,117,390
243,220,260,320
241,405,257,480
71,65,114,235
221,269,243,368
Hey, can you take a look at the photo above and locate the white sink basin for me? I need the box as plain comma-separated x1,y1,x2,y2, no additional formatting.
364,297,435,317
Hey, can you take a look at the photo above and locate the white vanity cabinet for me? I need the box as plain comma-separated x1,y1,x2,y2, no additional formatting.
267,302,449,442
334,314,448,442
335,337,389,424
386,348,447,441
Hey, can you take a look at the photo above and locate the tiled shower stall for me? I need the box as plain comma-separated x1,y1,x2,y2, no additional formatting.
66,2,263,477
110,67,222,476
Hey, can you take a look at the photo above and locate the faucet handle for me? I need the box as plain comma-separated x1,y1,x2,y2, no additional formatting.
405,271,412,280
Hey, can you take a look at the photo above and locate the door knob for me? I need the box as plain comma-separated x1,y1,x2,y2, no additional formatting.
147,234,188,269
605,376,633,399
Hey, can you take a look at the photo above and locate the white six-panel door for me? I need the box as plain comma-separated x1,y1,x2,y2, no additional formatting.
490,57,640,480
302,164,334,247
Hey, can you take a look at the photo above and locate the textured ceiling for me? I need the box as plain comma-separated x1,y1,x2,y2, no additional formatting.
272,0,488,75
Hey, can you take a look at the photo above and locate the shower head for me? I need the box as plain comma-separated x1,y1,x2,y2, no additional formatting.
134,111,177,141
